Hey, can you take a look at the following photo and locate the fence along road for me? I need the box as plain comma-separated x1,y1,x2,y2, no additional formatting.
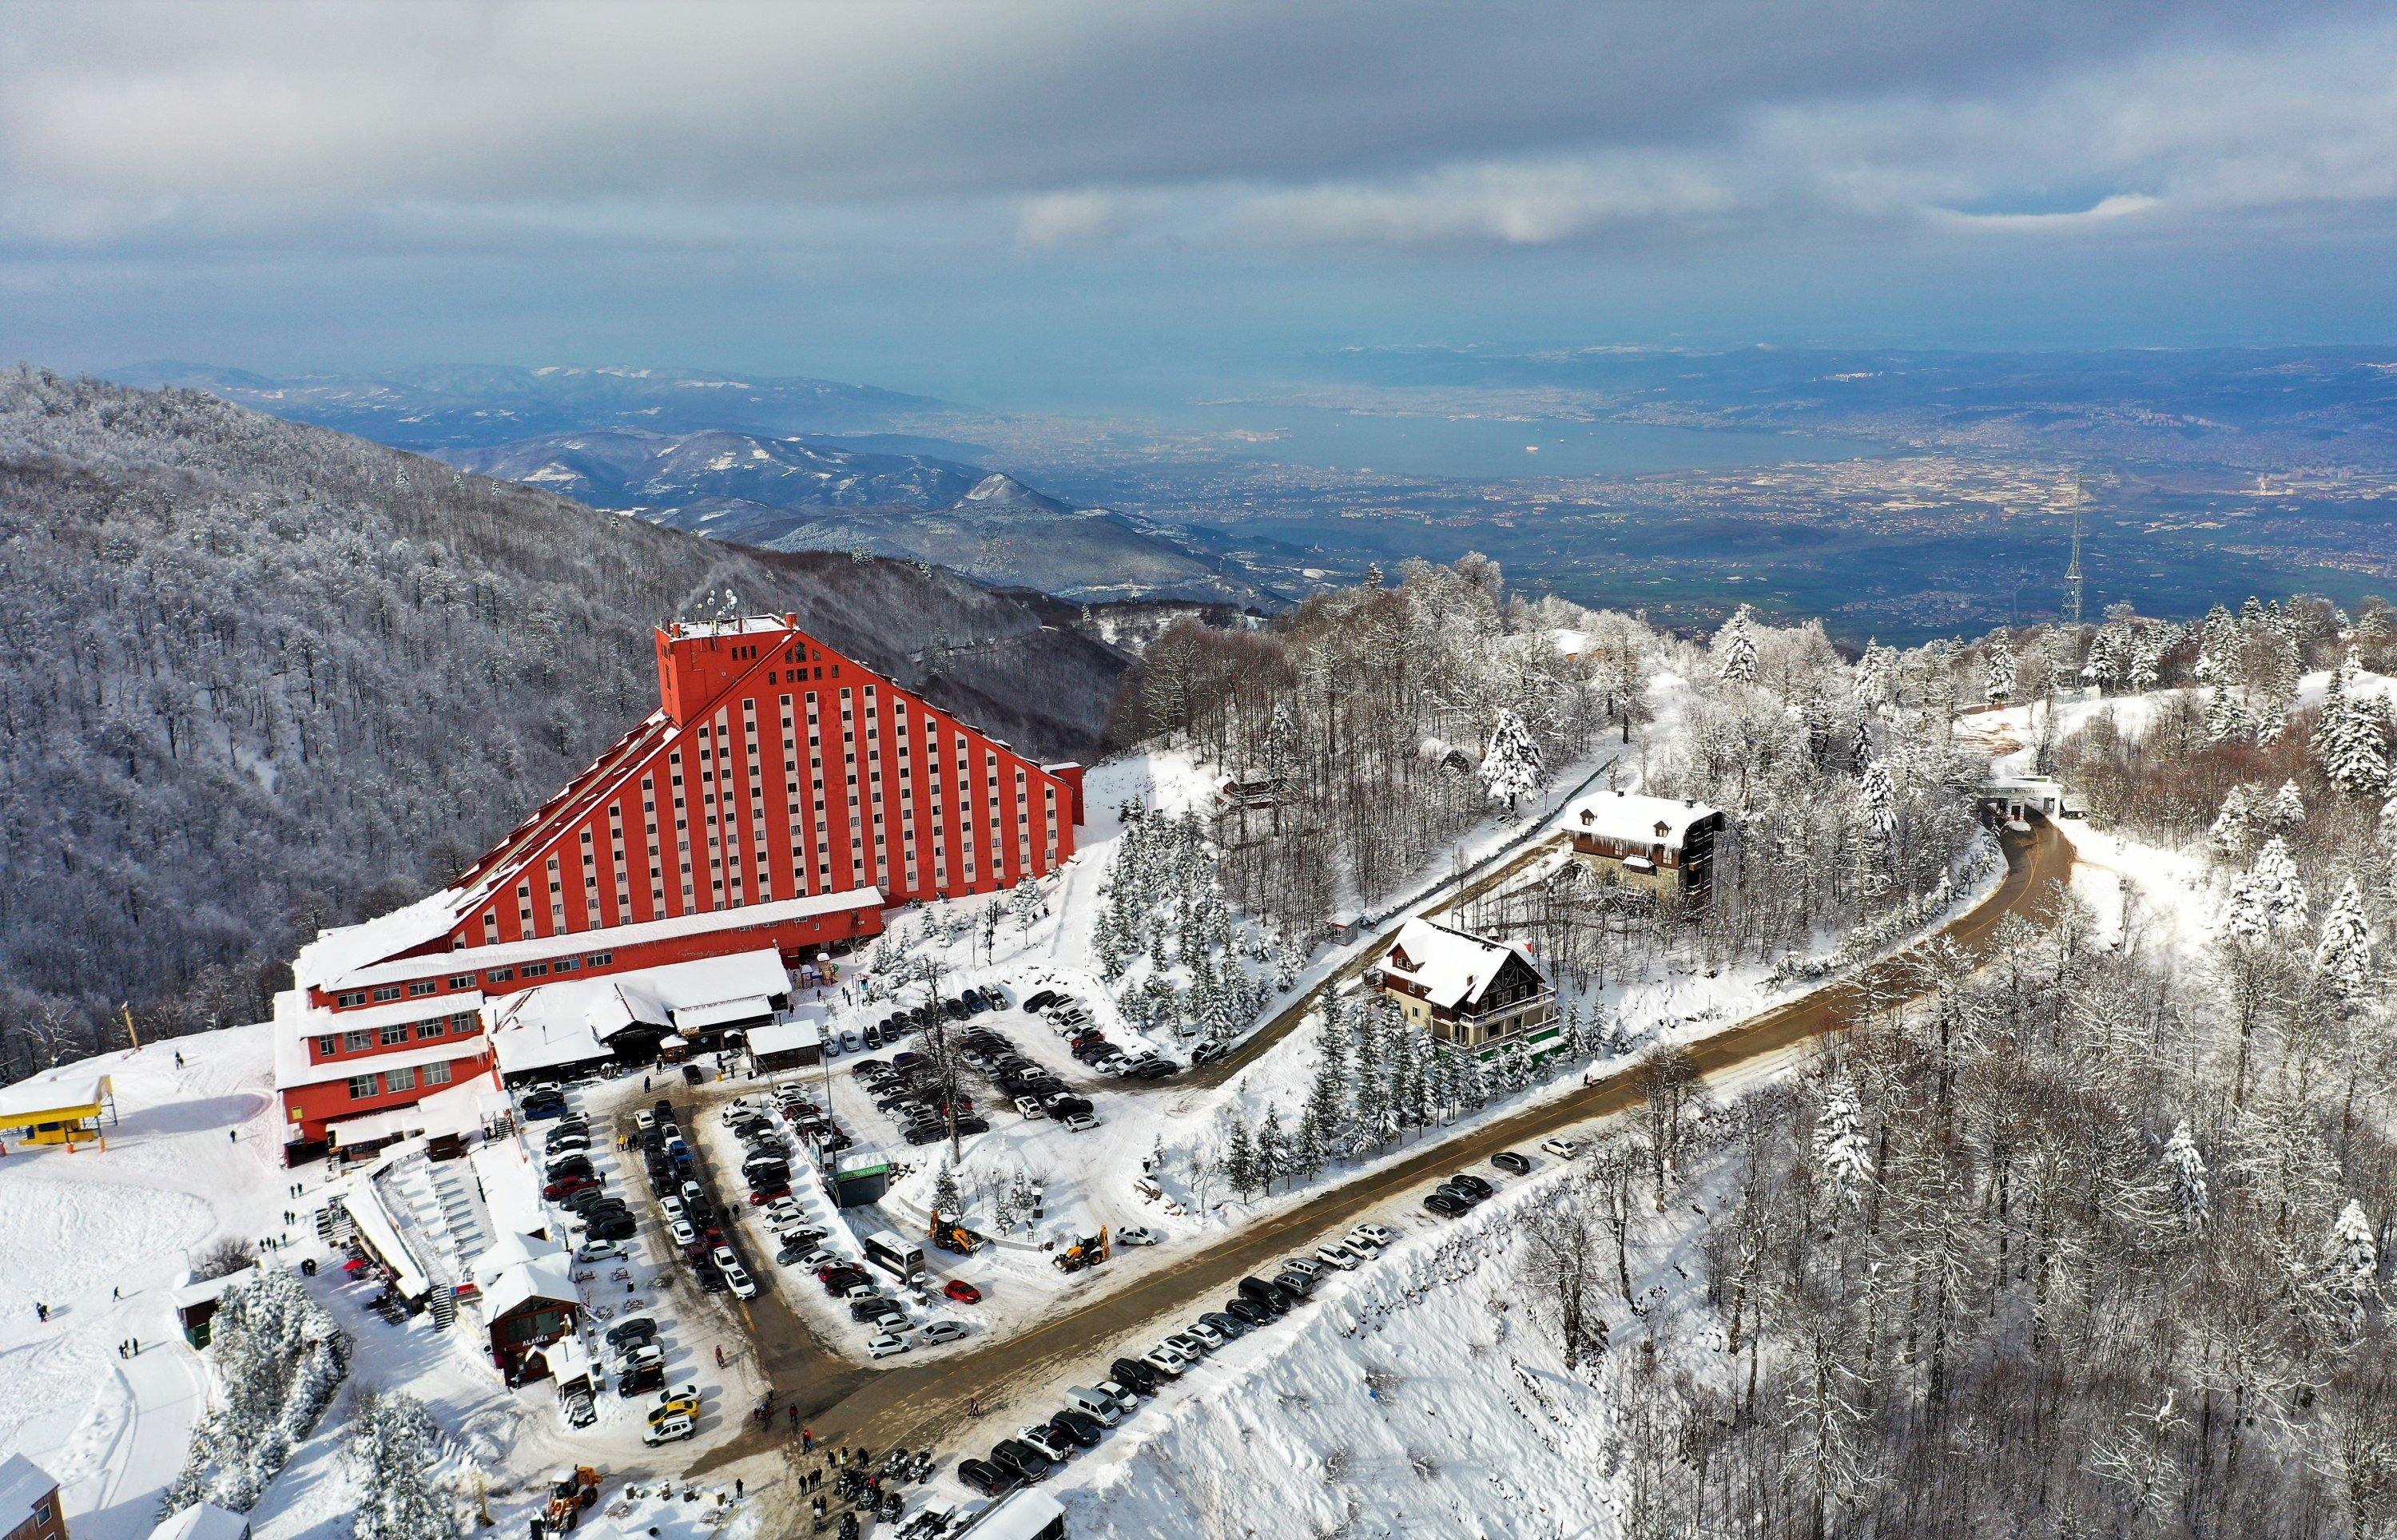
689,816,2072,1470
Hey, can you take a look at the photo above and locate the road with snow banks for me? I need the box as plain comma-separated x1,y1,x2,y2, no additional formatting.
690,816,2073,1469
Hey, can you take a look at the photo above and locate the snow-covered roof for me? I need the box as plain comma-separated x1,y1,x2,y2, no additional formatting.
170,1265,260,1311
664,614,799,640
0,1070,110,1119
745,1018,822,1057
289,888,463,993
282,992,486,1039
1561,789,1719,850
469,1144,550,1241
610,949,789,1026
1377,918,1543,1010
150,1503,250,1540
960,1490,1068,1540
0,1455,57,1535
487,1012,612,1076
483,1253,579,1321
342,1172,433,1300
323,890,871,994
672,996,774,1032
470,1230,567,1293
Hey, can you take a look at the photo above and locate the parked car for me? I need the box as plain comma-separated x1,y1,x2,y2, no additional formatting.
1282,1256,1327,1282
1353,1220,1397,1248
1315,1243,1362,1272
1139,1344,1187,1378
945,1279,984,1304
1199,1311,1247,1340
1436,1179,1488,1208
1063,1112,1100,1133
575,1239,626,1263
543,1175,598,1201
1096,1379,1141,1411
1110,1358,1161,1395
1115,1225,1161,1247
1491,1149,1533,1176
1342,1228,1384,1258
1052,1408,1106,1447
1446,1172,1497,1201
1164,1330,1210,1359
1222,1296,1269,1326
920,1320,970,1344
1016,1424,1073,1463
1022,989,1059,1013
669,1219,698,1247
851,1297,896,1322
586,1213,636,1242
604,1316,657,1349
1540,1137,1587,1161
989,1440,1051,1482
958,1459,1016,1498
865,1333,910,1359
1191,1039,1229,1065
1424,1190,1471,1219
680,1062,704,1085
1014,1096,1046,1119
1236,1276,1290,1313
722,1264,758,1299
642,1412,695,1446
617,1363,665,1397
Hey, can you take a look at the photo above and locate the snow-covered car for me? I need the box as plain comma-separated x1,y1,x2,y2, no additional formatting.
723,1264,758,1300
919,1320,969,1344
1314,1243,1362,1271
1353,1221,1397,1248
1540,1137,1586,1161
1115,1225,1161,1247
865,1333,910,1359
643,1412,696,1446
668,1219,698,1248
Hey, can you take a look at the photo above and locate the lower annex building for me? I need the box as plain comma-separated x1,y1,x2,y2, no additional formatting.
273,613,1084,1145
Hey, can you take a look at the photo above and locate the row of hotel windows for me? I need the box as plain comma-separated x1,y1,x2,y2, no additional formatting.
314,1010,479,1058
346,1060,455,1100
328,952,614,1010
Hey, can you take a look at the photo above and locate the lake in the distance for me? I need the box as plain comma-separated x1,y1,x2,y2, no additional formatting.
1163,404,1883,479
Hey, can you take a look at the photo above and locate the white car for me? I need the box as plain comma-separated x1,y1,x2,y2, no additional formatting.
1342,1228,1383,1258
1015,1096,1046,1119
1016,1425,1073,1463
634,1109,656,1131
1140,1342,1189,1376
574,1239,625,1263
1540,1137,1587,1161
841,1029,861,1052
710,1244,741,1272
1183,1320,1226,1351
651,1382,702,1410
865,1333,910,1359
668,1219,697,1247
764,1196,804,1219
617,1343,665,1375
919,1320,970,1344
1063,1113,1100,1133
723,1264,758,1300
643,1412,696,1446
1115,1225,1162,1247
1314,1243,1362,1272
1352,1221,1397,1248
658,1195,686,1221
1098,1379,1140,1409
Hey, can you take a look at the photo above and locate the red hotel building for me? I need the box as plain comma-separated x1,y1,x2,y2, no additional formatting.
273,613,1086,1142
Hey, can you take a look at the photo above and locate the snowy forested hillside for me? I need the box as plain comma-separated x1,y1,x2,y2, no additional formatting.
0,368,1127,1071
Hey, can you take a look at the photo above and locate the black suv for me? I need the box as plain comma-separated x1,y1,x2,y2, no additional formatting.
1110,1357,1161,1395
958,1459,1016,1498
989,1440,1051,1482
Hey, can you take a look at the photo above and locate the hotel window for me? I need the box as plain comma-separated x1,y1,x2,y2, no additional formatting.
343,1029,373,1052
380,1022,409,1047
447,974,473,990
313,1034,336,1058
347,1074,378,1100
450,1010,477,1030
416,1018,447,1040
586,951,612,966
372,985,402,1003
485,967,515,984
555,958,580,973
334,990,366,1009
423,1062,453,1086
384,1066,416,1093
522,962,550,978
407,979,437,998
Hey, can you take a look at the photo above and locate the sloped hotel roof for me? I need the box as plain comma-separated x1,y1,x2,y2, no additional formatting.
1561,788,1719,849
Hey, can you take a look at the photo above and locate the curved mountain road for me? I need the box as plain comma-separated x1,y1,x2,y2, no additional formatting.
694,817,2072,1469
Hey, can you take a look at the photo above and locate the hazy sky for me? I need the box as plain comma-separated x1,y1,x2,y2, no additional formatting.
6,0,2396,407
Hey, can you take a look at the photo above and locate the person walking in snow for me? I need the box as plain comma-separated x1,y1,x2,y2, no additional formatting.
34,1303,46,1322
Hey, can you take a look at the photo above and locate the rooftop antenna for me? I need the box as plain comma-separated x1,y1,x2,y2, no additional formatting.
2062,475,2086,630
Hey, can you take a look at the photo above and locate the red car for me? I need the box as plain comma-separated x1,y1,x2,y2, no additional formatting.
748,1186,791,1205
543,1175,598,1201
944,1279,983,1304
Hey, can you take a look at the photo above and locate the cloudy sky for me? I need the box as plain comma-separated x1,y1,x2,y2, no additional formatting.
5,0,2395,405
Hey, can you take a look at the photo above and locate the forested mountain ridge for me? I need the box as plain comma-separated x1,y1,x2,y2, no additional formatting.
0,368,1126,1074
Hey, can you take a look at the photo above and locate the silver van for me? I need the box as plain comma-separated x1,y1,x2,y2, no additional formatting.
1063,1386,1122,1425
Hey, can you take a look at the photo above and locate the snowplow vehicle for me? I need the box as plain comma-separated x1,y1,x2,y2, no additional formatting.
546,1467,599,1530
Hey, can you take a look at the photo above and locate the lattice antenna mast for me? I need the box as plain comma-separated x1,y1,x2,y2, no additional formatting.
2063,476,2086,630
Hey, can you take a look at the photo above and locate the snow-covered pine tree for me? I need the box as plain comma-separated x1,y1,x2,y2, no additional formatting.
1812,1076,1874,1210
1257,1105,1288,1193
2222,835,2310,941
1350,1006,1389,1145
1982,642,2017,705
2207,784,2259,859
347,1389,453,1540
1716,606,1759,684
1478,708,1545,819
1223,1114,1258,1199
2326,1197,2379,1321
2161,1120,2209,1233
2204,683,2248,744
2315,653,2390,796
1860,759,1899,842
2270,779,2307,828
929,1159,963,1224
1302,1005,1351,1161
2315,879,2375,1002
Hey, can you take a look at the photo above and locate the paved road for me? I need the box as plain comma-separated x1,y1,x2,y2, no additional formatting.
690,817,2072,1472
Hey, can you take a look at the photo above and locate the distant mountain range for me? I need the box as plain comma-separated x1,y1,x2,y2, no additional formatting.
117,365,1287,608
103,361,955,449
